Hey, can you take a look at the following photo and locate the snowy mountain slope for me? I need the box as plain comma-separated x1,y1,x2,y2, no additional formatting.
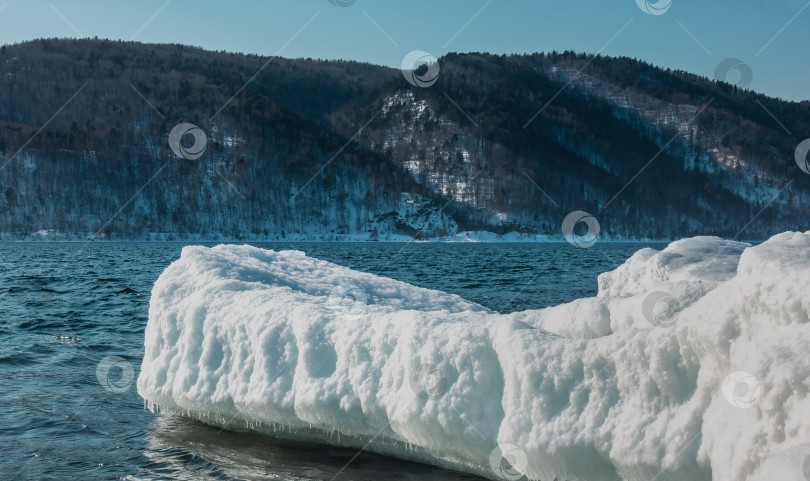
542,64,790,206
341,52,810,240
1,41,809,240
138,232,810,481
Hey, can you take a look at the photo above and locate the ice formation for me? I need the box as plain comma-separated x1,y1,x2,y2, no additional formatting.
138,233,810,481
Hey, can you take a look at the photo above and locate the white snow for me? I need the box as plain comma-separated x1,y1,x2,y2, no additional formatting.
138,232,810,481
510,237,749,338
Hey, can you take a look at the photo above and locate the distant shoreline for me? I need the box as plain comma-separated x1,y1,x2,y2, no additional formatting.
0,232,746,244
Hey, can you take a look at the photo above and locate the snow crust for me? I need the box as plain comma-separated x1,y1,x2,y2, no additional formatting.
138,233,810,481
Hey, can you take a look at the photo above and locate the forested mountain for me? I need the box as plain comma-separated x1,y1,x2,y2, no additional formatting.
0,39,808,240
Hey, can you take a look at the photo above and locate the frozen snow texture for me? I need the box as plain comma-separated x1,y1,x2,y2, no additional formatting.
511,237,750,339
138,233,810,481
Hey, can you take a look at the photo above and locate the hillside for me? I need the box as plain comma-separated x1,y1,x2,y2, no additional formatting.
0,39,808,240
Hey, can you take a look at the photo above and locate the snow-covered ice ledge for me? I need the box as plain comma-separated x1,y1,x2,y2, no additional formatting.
137,232,810,481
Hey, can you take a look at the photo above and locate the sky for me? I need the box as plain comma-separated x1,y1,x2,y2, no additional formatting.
0,0,807,101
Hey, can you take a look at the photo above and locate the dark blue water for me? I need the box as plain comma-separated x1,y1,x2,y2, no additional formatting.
0,242,662,481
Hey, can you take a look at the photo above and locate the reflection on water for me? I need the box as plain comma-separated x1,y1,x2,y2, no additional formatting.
144,414,486,481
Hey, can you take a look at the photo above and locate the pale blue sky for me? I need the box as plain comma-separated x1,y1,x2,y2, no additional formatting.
0,0,807,100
